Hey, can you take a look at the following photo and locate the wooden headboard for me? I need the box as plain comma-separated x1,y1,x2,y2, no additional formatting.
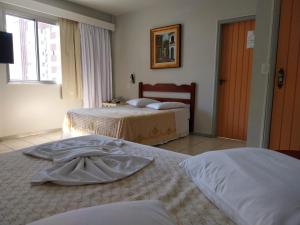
139,82,196,132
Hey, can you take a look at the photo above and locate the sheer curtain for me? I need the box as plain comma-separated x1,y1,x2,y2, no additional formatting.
79,23,113,108
59,19,82,99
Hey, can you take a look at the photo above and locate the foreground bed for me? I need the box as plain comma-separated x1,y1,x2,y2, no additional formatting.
2,135,298,225
0,135,233,225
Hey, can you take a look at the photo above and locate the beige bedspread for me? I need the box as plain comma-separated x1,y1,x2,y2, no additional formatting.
63,106,179,145
0,135,235,225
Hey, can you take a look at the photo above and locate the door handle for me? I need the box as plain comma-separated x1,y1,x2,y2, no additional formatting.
277,68,285,88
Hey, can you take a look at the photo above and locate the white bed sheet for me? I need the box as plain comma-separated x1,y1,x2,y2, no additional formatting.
167,106,190,138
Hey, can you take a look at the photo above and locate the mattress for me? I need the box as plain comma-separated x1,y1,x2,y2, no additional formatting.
0,135,234,225
63,105,189,145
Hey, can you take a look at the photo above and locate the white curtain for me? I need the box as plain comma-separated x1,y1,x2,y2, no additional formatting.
79,23,113,108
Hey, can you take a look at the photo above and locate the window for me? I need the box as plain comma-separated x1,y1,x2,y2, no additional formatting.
6,14,62,83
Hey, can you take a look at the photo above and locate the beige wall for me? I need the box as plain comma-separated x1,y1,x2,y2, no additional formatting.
0,65,81,137
0,2,113,137
113,0,257,135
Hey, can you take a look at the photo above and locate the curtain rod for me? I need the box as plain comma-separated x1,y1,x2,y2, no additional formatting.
0,0,115,31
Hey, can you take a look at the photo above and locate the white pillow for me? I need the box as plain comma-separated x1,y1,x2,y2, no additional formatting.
147,102,187,110
127,98,159,107
180,148,300,225
27,200,175,225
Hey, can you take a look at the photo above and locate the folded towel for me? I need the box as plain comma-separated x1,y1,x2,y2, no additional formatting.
24,138,125,161
23,136,153,186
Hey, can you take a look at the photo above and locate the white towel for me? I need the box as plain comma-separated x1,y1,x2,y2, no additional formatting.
23,136,153,186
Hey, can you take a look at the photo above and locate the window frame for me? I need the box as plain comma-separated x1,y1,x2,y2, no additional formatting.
4,9,61,84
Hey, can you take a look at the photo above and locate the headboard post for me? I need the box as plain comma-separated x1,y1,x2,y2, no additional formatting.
139,82,143,98
138,82,196,133
190,82,196,132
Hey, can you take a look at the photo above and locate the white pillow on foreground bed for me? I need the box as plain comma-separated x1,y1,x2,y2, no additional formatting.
147,102,187,110
180,148,300,225
27,200,175,225
127,98,159,107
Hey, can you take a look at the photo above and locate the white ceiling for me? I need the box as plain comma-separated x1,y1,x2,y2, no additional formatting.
67,0,173,16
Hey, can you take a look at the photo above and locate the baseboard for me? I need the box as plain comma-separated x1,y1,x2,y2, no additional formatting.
191,132,217,138
0,128,62,141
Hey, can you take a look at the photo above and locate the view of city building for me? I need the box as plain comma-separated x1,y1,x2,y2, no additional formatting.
6,15,61,83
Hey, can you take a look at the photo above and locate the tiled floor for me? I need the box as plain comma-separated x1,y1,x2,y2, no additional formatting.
0,131,62,154
0,131,246,155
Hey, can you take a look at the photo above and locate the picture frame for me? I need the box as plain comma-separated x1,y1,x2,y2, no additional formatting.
150,24,181,69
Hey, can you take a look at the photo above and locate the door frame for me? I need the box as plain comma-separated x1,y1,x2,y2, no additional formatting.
261,0,283,148
212,15,256,138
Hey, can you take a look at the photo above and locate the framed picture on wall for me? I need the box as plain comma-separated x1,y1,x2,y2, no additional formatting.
150,24,181,69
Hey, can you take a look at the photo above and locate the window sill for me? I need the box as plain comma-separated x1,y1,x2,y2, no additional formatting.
7,81,60,85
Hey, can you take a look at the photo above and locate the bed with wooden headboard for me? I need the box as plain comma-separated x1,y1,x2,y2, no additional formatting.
63,82,196,145
139,82,196,132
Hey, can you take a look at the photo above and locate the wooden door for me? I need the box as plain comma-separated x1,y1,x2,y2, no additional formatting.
269,0,300,151
217,19,256,140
